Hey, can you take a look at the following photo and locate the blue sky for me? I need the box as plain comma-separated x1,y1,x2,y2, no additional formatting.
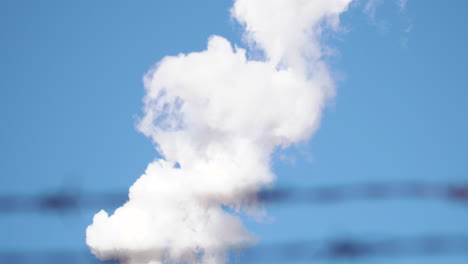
1,0,467,263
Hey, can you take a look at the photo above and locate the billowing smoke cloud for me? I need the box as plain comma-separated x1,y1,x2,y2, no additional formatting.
86,0,352,263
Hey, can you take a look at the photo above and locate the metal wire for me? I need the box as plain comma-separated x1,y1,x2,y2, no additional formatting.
1,234,467,263
0,182,466,214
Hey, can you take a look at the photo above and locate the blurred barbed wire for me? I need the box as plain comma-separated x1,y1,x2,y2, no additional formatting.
0,182,466,214
1,234,467,263
240,233,468,262
1,182,467,263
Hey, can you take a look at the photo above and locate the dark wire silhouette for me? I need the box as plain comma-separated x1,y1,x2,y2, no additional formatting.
1,234,467,263
1,182,467,263
240,234,468,262
0,182,466,214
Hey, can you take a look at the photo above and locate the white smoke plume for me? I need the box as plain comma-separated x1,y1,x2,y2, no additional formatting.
86,0,352,263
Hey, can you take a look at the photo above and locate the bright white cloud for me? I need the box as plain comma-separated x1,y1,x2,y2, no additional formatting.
86,0,352,263
233,0,351,70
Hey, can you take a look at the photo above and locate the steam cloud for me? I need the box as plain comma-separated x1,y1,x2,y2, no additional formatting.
86,0,352,263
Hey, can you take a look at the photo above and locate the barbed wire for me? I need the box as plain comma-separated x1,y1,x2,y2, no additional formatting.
240,233,468,262
1,234,467,263
0,182,466,214
1,182,467,263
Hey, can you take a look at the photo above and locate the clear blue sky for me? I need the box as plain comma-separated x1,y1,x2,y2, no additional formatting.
1,0,467,263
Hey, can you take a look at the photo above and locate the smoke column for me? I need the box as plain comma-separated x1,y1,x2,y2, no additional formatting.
86,0,352,263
